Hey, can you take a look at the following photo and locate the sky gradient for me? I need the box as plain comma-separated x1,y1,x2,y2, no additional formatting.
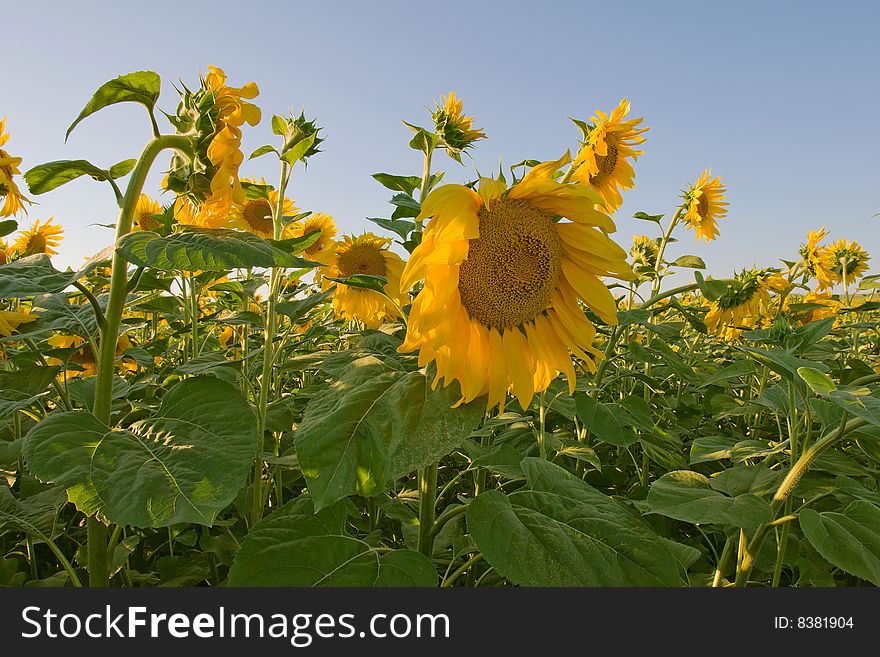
5,0,878,286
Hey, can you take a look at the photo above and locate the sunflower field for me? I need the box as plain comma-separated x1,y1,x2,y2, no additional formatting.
1,66,878,590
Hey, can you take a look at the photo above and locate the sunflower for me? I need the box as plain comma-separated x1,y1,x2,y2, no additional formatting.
800,289,840,325
798,228,836,289
432,92,486,155
704,269,776,340
0,310,35,337
0,118,31,218
0,239,8,265
823,239,870,287
320,233,407,328
11,218,64,256
398,152,634,411
228,178,298,239
172,197,200,227
292,212,337,262
46,333,136,379
630,234,660,267
133,194,163,232
681,170,728,242
570,99,647,212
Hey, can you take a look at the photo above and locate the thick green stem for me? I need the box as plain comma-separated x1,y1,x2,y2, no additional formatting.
734,415,868,586
253,160,291,527
417,462,438,558
712,536,735,587
90,133,191,588
414,147,434,234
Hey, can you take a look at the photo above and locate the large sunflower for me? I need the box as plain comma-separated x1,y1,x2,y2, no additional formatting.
570,99,647,212
823,239,870,287
133,194,163,232
320,233,407,328
228,178,298,239
399,152,634,411
46,333,136,379
681,170,727,242
11,218,64,256
292,212,337,263
798,228,835,289
0,117,31,218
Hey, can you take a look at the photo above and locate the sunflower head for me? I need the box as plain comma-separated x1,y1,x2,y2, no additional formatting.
11,218,64,257
47,333,136,379
164,65,261,225
823,239,870,286
292,212,338,263
681,169,728,242
0,309,36,337
800,289,840,325
705,268,774,340
798,228,836,288
0,239,8,265
0,117,32,218
228,178,299,239
432,92,486,158
133,194,163,232
320,233,407,328
273,110,324,165
570,99,647,212
399,152,634,411
629,234,660,267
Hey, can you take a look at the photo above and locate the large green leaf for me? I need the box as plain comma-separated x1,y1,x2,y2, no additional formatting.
295,360,483,510
227,497,436,586
0,485,68,540
800,501,880,585
466,458,687,586
25,160,124,195
117,228,320,271
23,293,106,338
575,395,638,447
0,256,76,298
22,376,258,528
641,470,773,533
66,71,161,139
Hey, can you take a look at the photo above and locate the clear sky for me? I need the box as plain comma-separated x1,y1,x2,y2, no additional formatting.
5,0,878,285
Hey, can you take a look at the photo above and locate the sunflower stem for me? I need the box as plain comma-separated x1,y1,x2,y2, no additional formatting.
253,159,291,527
89,133,191,587
414,147,434,235
417,462,438,558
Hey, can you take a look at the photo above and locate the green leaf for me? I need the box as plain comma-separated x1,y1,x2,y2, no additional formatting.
633,211,664,223
22,377,258,528
25,160,116,195
280,132,317,167
372,173,423,196
575,395,638,447
108,159,137,179
641,470,773,533
0,365,62,397
798,367,837,396
295,361,483,510
800,501,880,585
466,458,687,586
738,346,828,381
275,288,335,322
0,485,68,540
248,145,278,160
117,228,321,272
367,217,416,240
227,497,436,586
0,255,79,298
697,360,756,388
408,128,439,155
689,435,736,464
671,255,706,269
324,274,388,295
67,71,161,139
0,220,18,238
694,271,730,302
0,389,50,420
23,293,106,338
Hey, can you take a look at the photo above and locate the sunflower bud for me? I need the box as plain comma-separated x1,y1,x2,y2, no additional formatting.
431,92,486,160
273,111,323,166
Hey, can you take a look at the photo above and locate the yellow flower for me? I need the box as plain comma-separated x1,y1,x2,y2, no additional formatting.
798,228,836,289
823,239,870,287
218,325,235,347
398,152,634,411
705,269,775,340
0,117,31,218
800,289,840,325
0,239,8,265
629,234,660,267
172,197,200,226
682,170,728,242
0,310,36,337
432,92,487,155
133,194,163,232
11,218,64,256
320,233,407,328
292,212,338,262
570,99,647,212
228,178,298,239
47,333,136,379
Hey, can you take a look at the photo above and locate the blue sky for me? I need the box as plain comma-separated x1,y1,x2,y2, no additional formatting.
5,0,878,285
